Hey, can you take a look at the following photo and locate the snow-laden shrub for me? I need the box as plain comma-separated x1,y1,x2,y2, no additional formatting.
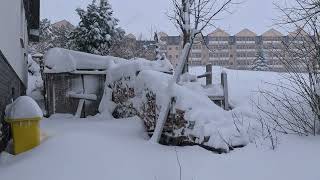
99,58,249,152
111,77,137,118
27,55,43,101
68,0,125,55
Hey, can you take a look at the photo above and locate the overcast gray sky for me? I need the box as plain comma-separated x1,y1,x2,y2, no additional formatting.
41,0,291,38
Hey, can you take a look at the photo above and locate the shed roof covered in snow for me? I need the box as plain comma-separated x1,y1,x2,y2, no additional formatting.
44,48,126,73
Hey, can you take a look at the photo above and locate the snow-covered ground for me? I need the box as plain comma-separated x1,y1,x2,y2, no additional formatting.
1,66,320,180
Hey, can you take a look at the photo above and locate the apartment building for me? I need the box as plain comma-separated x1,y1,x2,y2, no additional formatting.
206,28,232,66
157,28,292,70
125,28,308,71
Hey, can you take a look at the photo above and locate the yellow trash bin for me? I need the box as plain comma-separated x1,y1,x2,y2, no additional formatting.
5,96,43,155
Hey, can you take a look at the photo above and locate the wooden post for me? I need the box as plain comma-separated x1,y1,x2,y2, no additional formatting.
75,99,85,118
52,82,56,114
206,64,212,86
221,71,229,110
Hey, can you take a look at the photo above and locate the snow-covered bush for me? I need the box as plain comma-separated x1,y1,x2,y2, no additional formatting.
68,0,125,55
98,58,248,152
111,77,137,118
27,55,43,101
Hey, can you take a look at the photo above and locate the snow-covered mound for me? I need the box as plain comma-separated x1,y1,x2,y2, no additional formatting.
99,60,248,152
109,58,173,82
44,48,126,73
135,70,248,150
5,96,43,120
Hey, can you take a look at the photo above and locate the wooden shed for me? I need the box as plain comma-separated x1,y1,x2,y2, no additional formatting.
43,48,124,117
44,71,106,117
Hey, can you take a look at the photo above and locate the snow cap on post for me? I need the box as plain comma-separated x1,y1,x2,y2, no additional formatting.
5,96,43,121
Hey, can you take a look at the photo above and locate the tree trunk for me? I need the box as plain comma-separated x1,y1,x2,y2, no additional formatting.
182,0,191,73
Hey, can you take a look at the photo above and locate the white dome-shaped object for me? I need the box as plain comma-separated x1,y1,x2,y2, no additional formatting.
5,96,43,121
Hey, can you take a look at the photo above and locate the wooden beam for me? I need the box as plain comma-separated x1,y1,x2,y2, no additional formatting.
67,92,97,101
75,99,85,118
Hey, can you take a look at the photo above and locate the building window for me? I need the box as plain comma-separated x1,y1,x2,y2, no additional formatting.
191,53,201,58
192,45,201,49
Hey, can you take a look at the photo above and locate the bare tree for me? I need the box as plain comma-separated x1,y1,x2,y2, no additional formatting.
109,35,157,60
256,0,320,136
169,0,235,72
150,0,235,143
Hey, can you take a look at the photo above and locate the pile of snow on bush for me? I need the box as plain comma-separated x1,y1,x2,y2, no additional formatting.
98,58,249,152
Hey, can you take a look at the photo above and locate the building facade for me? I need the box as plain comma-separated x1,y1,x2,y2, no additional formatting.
0,0,40,152
152,28,296,70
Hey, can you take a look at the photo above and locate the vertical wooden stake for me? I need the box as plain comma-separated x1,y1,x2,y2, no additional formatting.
206,64,212,86
221,71,229,110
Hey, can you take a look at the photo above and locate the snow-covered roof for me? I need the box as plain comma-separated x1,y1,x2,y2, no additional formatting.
262,28,283,37
208,28,230,37
44,48,127,73
288,28,309,37
235,28,257,37
52,20,75,29
5,96,43,121
158,32,168,38
125,33,136,40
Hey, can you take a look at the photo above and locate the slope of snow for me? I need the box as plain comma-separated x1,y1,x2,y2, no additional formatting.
0,115,319,180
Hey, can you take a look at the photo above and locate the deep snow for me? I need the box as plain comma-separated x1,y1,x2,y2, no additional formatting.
0,115,319,180
1,66,320,180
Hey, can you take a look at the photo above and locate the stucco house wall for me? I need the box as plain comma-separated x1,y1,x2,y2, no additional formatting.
0,0,39,152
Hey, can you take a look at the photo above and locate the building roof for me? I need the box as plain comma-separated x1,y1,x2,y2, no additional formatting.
158,32,168,37
235,28,257,37
44,48,125,73
52,20,75,29
125,33,136,40
208,28,230,37
262,28,283,37
288,28,309,37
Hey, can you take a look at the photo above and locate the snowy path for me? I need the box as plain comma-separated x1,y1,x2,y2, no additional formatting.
1,115,320,180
